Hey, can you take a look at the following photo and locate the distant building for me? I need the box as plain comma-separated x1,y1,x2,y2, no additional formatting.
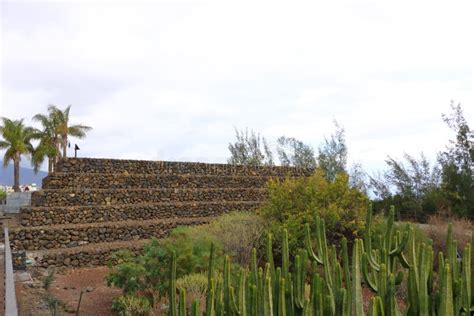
1,183,39,194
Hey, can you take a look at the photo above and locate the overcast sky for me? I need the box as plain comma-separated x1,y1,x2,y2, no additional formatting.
1,0,473,174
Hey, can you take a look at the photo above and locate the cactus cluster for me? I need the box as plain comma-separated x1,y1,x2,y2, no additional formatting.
168,206,473,315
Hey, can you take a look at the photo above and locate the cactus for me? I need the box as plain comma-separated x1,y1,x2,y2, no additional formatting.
178,288,186,316
282,229,290,283
192,299,202,316
341,237,352,316
471,232,474,309
160,205,473,316
267,233,276,282
364,206,410,274
293,250,307,310
439,263,454,316
223,256,231,315
368,296,384,316
206,244,216,316
278,277,286,316
352,238,365,316
305,217,333,287
169,251,177,316
240,269,248,316
461,243,471,313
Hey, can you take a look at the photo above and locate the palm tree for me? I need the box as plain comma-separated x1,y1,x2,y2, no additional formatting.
32,111,60,173
31,132,58,174
48,105,92,158
0,118,36,192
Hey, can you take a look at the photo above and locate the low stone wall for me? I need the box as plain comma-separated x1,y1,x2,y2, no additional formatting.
34,241,146,268
31,188,266,207
56,158,314,177
3,192,31,214
42,173,276,190
11,217,211,251
20,201,260,226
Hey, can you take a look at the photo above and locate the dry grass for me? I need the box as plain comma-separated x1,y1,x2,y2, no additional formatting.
425,214,473,255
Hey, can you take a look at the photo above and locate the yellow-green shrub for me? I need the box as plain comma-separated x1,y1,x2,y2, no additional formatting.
259,169,368,254
202,211,267,266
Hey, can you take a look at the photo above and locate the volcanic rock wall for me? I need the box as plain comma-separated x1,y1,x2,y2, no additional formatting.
10,158,312,268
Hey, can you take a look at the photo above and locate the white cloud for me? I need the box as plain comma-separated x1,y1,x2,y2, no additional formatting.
1,0,473,174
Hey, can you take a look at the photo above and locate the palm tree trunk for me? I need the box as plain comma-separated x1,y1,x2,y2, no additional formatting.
13,158,20,192
48,157,53,174
62,135,68,158
55,140,61,164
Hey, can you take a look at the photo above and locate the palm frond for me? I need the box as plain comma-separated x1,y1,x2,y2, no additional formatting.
2,147,15,167
0,140,10,149
68,124,92,138
64,105,72,122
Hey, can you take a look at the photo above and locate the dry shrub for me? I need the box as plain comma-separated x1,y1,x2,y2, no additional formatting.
176,273,208,313
426,214,473,255
202,211,267,266
151,294,168,316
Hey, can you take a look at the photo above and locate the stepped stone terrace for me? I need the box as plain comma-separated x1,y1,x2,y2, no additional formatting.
10,158,312,268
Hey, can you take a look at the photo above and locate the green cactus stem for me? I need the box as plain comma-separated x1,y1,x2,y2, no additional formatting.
352,239,364,316
169,251,177,316
178,288,186,316
192,299,201,316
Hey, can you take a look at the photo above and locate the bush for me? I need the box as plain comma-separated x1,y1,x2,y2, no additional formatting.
106,259,146,295
107,211,265,309
107,226,223,297
202,211,267,266
161,226,224,277
259,169,368,255
112,295,151,316
0,189,6,201
176,273,208,312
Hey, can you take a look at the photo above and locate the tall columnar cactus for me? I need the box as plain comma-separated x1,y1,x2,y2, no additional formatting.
341,237,352,316
439,263,455,316
305,217,332,287
364,205,410,274
368,296,384,316
293,249,308,310
192,300,201,316
405,241,434,316
169,251,177,316
206,244,216,316
461,243,471,314
352,238,365,316
178,289,186,316
471,232,474,309
446,224,473,315
163,205,473,316
362,205,411,313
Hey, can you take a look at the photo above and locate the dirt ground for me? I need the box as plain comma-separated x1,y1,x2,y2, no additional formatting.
14,266,404,316
17,266,121,316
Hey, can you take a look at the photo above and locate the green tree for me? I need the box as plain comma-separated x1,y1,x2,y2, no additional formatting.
32,110,59,173
349,162,369,192
228,128,274,166
49,105,92,158
317,121,347,181
438,101,474,216
276,136,316,168
376,153,442,220
0,118,36,191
